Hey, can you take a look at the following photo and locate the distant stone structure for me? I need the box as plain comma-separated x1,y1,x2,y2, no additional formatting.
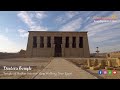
106,51,120,58
19,49,26,57
26,31,90,57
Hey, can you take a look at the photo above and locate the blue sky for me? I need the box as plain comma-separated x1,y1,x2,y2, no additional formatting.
0,11,120,53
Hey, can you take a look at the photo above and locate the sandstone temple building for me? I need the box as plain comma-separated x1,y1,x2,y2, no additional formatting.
26,31,90,57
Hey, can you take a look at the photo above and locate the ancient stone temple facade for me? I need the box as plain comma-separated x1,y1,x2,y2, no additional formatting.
26,31,90,57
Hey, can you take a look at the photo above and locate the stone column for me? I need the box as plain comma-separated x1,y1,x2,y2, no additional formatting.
62,37,65,57
100,60,106,69
37,36,40,48
44,36,47,48
69,37,72,48
36,36,40,57
107,60,112,67
93,59,98,66
69,37,72,57
83,36,85,57
87,59,91,67
116,58,120,67
76,36,79,48
51,36,55,57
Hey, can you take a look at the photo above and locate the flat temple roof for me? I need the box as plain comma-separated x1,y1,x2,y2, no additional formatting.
28,31,88,33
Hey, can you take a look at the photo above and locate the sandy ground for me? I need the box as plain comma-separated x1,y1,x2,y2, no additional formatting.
0,57,97,79
1,57,119,79
34,58,97,79
66,58,120,79
0,57,52,79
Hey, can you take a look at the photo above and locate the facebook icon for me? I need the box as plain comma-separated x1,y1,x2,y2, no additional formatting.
98,70,102,75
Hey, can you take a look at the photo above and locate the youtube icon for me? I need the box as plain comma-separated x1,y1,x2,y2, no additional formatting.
113,70,117,75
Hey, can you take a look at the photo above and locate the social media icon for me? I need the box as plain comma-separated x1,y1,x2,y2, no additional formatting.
103,70,107,75
98,70,102,75
113,70,117,75
108,70,112,75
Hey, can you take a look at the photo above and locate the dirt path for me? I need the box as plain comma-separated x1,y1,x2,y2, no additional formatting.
34,58,97,79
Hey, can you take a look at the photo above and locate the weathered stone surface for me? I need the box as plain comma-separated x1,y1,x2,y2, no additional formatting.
87,59,91,67
99,60,106,69
105,66,113,70
90,66,99,70
26,31,90,57
116,58,120,66
107,52,120,58
107,60,112,67
114,67,120,70
81,65,89,69
34,58,97,79
93,59,98,66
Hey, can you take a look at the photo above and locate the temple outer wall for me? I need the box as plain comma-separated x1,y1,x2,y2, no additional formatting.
26,31,90,58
